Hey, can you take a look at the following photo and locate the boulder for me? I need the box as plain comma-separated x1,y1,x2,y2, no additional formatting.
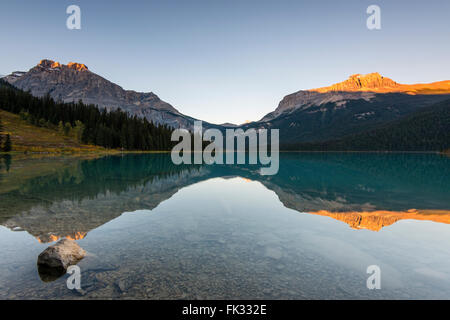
37,239,86,282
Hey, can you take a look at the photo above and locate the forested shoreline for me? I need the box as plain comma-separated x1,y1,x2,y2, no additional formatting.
1,79,449,153
281,98,450,152
0,79,175,151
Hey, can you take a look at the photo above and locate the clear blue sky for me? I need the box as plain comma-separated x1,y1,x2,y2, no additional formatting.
1,0,449,124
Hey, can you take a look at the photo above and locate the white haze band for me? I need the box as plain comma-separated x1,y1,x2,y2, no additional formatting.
171,121,279,176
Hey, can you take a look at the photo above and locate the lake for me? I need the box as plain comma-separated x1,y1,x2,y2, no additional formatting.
0,152,449,299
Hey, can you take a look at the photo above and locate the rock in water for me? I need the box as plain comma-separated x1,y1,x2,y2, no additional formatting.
37,239,86,282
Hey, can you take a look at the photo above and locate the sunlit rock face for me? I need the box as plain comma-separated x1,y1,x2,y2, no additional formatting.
2,59,204,129
66,62,88,71
240,72,450,144
36,232,87,244
312,73,450,94
261,181,450,231
307,209,450,231
261,73,450,122
312,73,399,92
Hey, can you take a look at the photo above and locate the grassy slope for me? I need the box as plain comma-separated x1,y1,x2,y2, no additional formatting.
0,109,110,154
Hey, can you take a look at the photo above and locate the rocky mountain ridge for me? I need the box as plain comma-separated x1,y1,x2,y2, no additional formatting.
240,73,450,144
261,73,450,122
3,60,202,129
4,63,450,144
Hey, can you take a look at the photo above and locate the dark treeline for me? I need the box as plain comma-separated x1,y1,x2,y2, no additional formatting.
0,112,2,148
282,99,450,152
0,111,12,152
0,79,176,151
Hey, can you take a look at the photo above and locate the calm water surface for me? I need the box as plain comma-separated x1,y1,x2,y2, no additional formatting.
0,153,449,299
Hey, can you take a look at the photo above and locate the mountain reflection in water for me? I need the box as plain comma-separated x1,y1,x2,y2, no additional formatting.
1,153,450,299
0,153,449,240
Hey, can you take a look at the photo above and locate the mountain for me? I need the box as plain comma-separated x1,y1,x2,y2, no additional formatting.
285,98,450,151
242,73,450,144
0,79,177,151
3,59,206,129
310,73,450,94
5,63,450,147
219,122,238,127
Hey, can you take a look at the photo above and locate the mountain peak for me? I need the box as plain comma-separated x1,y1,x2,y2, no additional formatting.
313,72,399,93
67,62,89,71
37,59,88,71
3,59,202,129
37,59,56,68
261,73,450,123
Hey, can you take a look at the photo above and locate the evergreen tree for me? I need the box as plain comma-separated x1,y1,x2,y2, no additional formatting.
58,121,64,134
3,134,12,152
73,120,85,142
64,122,72,136
0,79,179,151
0,114,3,148
3,154,11,171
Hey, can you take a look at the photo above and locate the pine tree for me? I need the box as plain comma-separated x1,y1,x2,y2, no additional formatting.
73,120,85,142
64,122,72,136
58,121,64,134
4,154,11,171
0,114,3,148
3,134,12,152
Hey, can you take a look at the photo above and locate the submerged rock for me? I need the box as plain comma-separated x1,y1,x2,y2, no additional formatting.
37,239,86,282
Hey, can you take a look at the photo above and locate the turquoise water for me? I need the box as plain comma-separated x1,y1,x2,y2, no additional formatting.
0,153,449,299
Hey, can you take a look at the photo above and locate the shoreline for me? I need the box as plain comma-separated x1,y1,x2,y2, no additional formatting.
0,150,447,157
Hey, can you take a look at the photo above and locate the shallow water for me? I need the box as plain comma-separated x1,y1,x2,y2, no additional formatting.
0,153,449,299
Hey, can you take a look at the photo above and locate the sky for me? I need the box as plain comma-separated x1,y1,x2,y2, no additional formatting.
0,0,449,124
